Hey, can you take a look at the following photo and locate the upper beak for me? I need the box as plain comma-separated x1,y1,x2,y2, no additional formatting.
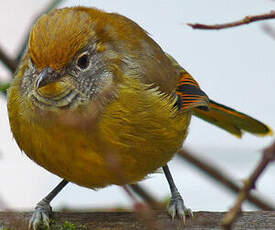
35,67,61,89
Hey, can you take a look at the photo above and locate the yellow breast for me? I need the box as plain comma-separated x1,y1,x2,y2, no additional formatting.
8,77,191,188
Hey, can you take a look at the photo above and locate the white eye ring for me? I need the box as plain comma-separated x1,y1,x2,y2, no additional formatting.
76,52,90,70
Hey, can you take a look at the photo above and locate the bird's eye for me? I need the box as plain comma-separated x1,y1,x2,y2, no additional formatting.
76,53,89,70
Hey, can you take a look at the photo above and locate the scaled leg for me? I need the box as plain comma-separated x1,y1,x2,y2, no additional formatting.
163,165,193,222
29,179,68,230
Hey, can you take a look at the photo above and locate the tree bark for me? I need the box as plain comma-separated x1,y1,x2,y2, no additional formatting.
0,211,275,230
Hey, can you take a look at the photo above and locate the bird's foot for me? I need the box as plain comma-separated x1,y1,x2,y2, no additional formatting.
167,191,193,223
29,199,52,230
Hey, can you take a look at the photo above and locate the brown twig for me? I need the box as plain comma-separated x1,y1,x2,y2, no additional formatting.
222,141,275,229
123,185,140,204
188,11,275,30
177,148,275,210
129,184,164,209
122,186,161,230
0,46,18,73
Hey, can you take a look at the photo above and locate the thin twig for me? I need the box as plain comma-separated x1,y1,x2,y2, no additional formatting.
0,46,17,73
122,186,161,230
188,11,275,30
222,141,275,229
123,186,140,204
177,149,275,210
129,184,164,209
16,0,64,62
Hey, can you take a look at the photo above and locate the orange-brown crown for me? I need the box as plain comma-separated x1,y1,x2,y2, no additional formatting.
29,7,150,72
29,7,98,71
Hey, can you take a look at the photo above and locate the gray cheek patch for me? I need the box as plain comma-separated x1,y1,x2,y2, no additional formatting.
20,67,37,95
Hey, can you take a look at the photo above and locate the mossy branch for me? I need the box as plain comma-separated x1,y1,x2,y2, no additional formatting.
1,211,275,230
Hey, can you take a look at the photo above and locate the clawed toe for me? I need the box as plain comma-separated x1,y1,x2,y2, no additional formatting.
29,199,52,230
167,192,193,223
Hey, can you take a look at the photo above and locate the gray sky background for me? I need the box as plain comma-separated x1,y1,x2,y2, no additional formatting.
0,0,274,211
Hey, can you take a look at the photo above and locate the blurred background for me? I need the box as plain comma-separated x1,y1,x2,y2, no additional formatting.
0,0,274,212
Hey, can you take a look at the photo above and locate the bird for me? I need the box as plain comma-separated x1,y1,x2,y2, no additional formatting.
7,6,272,229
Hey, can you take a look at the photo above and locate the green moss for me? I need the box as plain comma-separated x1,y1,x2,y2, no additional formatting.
0,221,86,230
0,225,15,230
0,82,10,96
49,221,87,230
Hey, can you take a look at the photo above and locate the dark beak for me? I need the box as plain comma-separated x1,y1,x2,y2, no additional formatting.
35,67,61,89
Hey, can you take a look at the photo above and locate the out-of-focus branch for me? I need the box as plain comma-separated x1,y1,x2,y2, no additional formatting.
177,149,275,210
262,24,275,40
16,0,64,62
0,46,17,73
0,197,8,210
188,11,275,30
122,186,161,230
222,141,275,229
0,82,10,96
129,184,164,209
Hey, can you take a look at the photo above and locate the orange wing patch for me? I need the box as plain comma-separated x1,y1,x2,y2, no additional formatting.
176,72,209,111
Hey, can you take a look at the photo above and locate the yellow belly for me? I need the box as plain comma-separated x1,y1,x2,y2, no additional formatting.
8,79,191,188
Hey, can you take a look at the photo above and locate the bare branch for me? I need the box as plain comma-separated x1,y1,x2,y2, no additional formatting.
188,11,275,30
1,211,275,230
122,186,161,230
0,197,8,210
177,149,275,210
222,141,275,229
129,184,164,209
0,46,17,73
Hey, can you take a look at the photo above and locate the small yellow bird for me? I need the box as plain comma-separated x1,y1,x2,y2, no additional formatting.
7,6,272,229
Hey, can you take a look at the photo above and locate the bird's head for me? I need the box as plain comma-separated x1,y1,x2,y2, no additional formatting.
18,7,132,114
13,6,178,125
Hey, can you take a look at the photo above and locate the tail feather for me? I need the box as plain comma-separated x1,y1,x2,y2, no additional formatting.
166,52,272,138
192,100,273,138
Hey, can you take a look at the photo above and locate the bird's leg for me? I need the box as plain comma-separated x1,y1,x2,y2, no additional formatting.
29,179,69,230
163,164,193,223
